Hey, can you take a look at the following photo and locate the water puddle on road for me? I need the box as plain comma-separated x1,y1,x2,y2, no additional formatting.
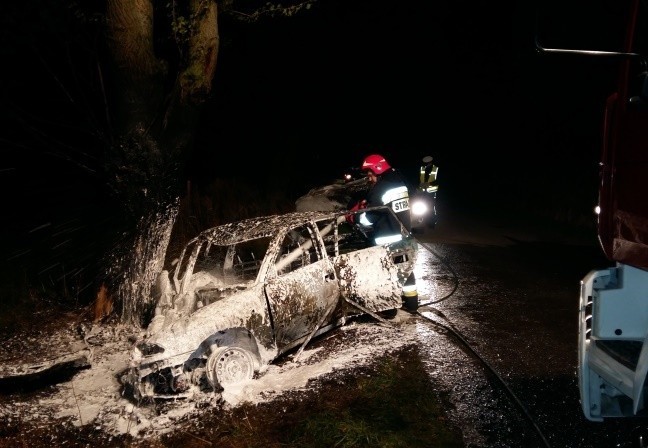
414,243,452,305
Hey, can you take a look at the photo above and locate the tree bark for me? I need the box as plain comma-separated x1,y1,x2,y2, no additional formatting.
103,0,219,326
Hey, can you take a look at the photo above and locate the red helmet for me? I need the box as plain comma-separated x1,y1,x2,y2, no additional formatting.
361,154,391,175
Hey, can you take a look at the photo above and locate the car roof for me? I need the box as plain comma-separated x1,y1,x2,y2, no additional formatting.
198,211,337,245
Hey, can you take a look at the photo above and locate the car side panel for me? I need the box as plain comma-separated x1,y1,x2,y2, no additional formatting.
333,245,403,312
265,259,339,348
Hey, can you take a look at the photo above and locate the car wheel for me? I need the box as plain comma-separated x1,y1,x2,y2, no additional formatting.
206,346,256,390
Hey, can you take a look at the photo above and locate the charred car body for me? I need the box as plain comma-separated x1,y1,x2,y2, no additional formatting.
124,207,417,399
294,176,370,213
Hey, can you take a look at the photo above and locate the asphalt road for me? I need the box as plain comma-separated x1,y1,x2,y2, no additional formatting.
408,200,646,447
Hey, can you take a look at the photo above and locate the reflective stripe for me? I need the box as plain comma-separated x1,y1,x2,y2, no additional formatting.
381,186,409,205
402,284,418,297
359,212,372,226
420,165,439,184
374,234,403,245
429,166,439,181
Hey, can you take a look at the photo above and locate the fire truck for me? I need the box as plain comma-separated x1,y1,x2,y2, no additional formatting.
539,0,648,421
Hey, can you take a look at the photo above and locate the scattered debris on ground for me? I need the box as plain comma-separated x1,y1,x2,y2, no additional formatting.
0,309,431,444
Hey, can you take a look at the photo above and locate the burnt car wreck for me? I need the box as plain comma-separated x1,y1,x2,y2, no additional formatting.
123,207,418,400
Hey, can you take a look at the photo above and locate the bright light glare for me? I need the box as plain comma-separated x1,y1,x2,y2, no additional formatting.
411,200,428,216
375,234,402,245
594,205,601,215
413,243,440,306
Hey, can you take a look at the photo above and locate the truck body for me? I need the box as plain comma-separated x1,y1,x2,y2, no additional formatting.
540,0,648,421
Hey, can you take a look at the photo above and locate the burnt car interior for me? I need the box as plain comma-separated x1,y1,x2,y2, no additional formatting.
185,210,402,309
192,238,272,307
319,218,372,258
276,224,322,275
187,215,376,310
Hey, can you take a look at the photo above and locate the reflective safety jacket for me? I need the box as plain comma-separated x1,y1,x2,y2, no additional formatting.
361,168,411,243
419,162,439,194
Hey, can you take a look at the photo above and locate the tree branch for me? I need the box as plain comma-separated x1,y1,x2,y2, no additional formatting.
225,0,318,23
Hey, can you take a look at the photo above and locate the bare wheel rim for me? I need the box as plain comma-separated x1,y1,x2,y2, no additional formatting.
207,347,255,388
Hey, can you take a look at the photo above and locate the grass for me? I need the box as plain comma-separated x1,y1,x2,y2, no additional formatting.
145,345,465,448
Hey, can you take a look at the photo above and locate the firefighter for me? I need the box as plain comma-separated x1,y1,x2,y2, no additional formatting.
411,155,439,229
354,154,411,245
418,155,439,194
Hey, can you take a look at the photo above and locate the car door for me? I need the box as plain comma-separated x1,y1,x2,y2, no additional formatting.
264,222,339,348
329,209,416,313
333,245,404,312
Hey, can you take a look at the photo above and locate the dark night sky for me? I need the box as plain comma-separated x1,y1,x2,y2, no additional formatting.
189,0,619,206
0,0,621,202
0,0,627,291
196,0,521,188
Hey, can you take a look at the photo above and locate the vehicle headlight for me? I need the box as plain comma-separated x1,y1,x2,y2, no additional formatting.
411,200,428,216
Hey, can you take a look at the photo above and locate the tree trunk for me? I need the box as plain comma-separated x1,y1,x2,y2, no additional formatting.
103,0,219,326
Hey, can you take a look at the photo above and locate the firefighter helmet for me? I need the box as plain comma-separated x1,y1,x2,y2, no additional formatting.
361,154,391,175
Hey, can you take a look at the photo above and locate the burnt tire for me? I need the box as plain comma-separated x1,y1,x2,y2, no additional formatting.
206,346,256,390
